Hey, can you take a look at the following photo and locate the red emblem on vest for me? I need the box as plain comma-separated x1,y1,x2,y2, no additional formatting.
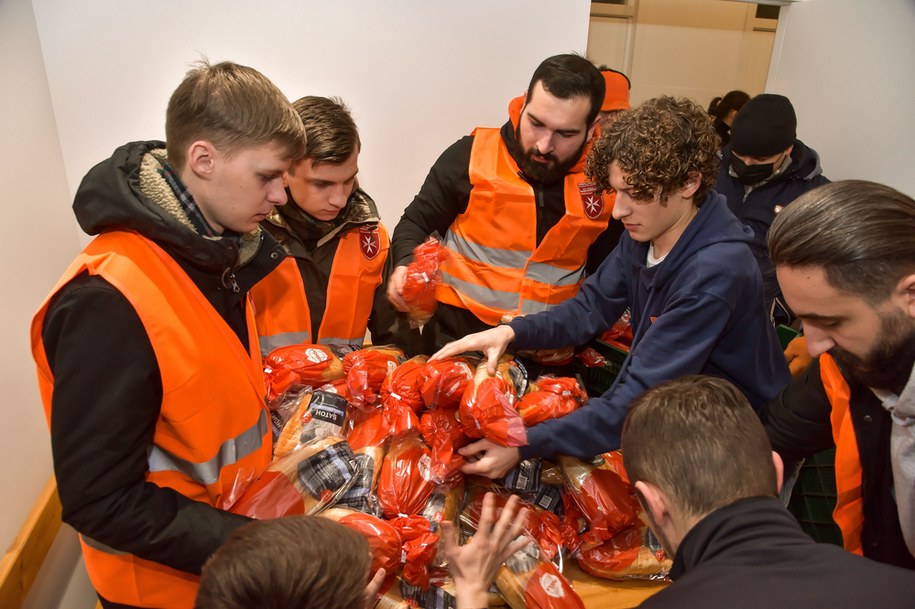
578,182,604,219
359,226,381,260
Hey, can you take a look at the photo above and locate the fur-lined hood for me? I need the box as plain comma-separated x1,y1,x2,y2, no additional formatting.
73,140,264,272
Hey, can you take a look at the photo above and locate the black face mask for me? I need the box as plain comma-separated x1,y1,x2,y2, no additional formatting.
730,152,778,186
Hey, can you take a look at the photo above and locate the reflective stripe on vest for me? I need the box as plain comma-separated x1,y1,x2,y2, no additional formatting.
251,224,388,355
437,127,613,326
31,230,271,608
148,410,269,486
820,353,865,555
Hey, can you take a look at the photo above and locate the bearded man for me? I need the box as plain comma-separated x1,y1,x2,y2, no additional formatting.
763,180,915,570
388,54,624,348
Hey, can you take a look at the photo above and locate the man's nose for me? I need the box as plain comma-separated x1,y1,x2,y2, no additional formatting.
535,134,554,155
329,185,348,208
269,180,287,206
802,324,835,357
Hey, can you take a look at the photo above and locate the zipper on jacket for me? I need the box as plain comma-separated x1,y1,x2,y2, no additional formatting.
221,268,240,293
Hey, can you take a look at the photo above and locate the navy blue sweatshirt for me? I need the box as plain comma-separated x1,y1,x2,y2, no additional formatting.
509,193,791,459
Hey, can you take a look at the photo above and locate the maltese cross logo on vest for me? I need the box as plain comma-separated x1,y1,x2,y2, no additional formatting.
578,182,603,219
359,226,381,260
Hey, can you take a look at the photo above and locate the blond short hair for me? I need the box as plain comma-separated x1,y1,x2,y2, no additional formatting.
166,60,306,168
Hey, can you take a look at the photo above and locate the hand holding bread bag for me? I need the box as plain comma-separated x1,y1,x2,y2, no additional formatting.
458,357,527,447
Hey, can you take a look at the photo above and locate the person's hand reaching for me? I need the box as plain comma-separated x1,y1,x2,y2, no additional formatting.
442,492,532,609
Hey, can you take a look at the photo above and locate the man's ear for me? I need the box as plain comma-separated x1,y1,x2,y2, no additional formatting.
634,480,670,525
587,116,601,141
187,140,217,178
894,273,915,320
680,172,701,199
772,451,785,494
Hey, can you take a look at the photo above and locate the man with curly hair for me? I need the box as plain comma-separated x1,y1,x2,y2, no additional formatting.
432,96,790,477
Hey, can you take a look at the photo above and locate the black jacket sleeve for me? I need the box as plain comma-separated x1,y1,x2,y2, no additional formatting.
760,357,836,463
43,273,251,575
390,136,474,266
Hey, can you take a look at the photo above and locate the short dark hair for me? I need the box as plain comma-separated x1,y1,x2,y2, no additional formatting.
621,376,777,520
769,180,915,304
526,54,605,126
710,90,749,118
585,96,719,203
194,516,369,609
166,60,306,169
292,96,361,166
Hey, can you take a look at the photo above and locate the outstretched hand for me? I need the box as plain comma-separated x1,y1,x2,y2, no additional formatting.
430,325,516,375
442,493,532,609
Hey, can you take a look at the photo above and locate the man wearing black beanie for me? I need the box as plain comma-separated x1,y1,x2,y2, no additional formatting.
715,94,829,319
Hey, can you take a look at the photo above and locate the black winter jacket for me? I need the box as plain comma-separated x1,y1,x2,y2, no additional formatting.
716,140,829,307
40,142,283,584
639,497,915,608
762,357,915,569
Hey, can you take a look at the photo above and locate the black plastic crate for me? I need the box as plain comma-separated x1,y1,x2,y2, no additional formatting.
576,339,629,397
787,447,844,546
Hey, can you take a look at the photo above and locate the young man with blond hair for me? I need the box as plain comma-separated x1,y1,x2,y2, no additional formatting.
31,60,306,609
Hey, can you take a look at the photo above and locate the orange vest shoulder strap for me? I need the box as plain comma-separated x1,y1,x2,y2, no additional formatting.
819,353,865,555
318,223,388,344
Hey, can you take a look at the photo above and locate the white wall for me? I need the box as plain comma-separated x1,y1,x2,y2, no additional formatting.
6,1,591,606
0,0,75,567
0,0,95,606
31,0,592,231
767,0,915,196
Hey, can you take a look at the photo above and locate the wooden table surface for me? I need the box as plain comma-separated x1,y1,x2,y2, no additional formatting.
562,562,667,609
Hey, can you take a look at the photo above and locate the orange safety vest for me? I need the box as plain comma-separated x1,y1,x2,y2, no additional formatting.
437,127,614,326
251,223,388,355
820,353,865,555
31,231,272,609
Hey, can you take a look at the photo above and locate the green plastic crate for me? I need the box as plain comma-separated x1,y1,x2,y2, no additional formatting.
787,447,844,546
576,339,629,397
776,324,801,350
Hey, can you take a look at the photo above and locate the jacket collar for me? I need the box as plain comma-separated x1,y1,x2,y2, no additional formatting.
671,496,808,580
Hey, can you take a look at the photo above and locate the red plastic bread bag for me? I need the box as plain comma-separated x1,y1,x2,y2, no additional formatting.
459,359,526,447
418,407,468,482
419,356,475,410
343,346,405,410
402,237,446,326
377,430,437,518
321,507,403,576
517,376,586,427
558,452,641,547
263,343,345,402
